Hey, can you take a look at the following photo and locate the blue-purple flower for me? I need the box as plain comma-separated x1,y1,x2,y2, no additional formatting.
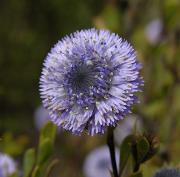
34,105,50,130
83,145,119,177
39,29,143,135
0,153,17,177
153,168,180,177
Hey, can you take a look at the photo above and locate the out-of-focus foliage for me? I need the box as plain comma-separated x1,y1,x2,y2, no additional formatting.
23,121,57,177
0,0,180,177
0,133,28,156
119,134,159,177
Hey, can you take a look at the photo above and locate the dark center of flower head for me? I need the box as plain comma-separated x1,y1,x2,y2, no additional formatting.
70,64,94,90
73,72,86,85
63,59,113,108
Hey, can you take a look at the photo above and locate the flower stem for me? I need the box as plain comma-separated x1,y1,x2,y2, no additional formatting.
133,163,140,173
107,127,119,177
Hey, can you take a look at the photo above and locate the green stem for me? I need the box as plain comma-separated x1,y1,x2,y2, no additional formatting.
133,163,140,173
107,127,119,177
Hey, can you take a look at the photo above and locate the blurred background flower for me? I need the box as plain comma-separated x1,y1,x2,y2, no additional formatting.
34,105,50,130
153,168,180,177
83,145,119,177
0,153,17,177
145,18,163,45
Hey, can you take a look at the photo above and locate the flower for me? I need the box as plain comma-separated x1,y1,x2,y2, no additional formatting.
83,145,119,177
0,153,17,177
153,168,180,177
39,28,143,135
34,105,50,130
34,105,61,132
145,18,163,45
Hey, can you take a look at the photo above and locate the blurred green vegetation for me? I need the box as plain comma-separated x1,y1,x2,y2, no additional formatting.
0,0,180,177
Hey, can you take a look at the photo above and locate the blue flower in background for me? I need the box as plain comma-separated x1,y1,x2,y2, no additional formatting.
40,29,143,135
34,105,50,130
145,18,163,45
83,145,119,177
0,153,16,177
153,168,180,177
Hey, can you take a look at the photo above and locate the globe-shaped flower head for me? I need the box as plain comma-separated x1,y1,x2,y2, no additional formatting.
40,29,143,135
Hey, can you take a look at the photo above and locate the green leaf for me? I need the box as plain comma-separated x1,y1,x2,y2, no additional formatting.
143,135,160,162
31,166,40,177
36,121,57,167
37,138,53,165
23,148,36,177
39,121,57,145
45,159,60,177
136,137,150,163
128,171,143,177
119,135,135,176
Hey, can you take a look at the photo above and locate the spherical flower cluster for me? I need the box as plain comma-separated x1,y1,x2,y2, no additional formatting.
39,29,143,135
153,168,180,177
0,153,16,177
